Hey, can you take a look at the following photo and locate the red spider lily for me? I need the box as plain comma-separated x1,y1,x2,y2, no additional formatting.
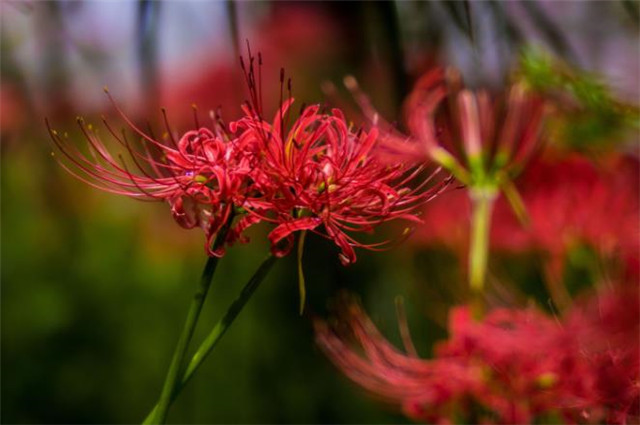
316,283,639,424
49,51,447,265
402,68,547,188
564,285,640,424
47,94,259,257
232,54,447,265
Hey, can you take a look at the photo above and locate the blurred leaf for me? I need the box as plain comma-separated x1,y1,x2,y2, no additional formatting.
517,47,639,153
621,0,640,26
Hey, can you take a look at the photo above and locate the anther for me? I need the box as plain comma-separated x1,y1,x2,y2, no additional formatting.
343,75,358,91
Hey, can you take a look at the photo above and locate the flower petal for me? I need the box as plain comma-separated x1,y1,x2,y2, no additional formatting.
268,217,322,257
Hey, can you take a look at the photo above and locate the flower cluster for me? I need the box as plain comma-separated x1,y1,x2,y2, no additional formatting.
315,284,639,424
48,54,445,264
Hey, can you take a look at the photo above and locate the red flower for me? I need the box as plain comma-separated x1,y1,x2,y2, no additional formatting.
375,68,547,190
314,295,485,423
48,97,259,257
49,54,447,265
233,55,447,265
564,284,640,424
492,153,639,279
316,283,639,424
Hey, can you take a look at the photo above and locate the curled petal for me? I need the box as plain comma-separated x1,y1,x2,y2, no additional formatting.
204,204,233,257
268,217,322,257
170,196,199,229
326,224,356,266
227,213,262,245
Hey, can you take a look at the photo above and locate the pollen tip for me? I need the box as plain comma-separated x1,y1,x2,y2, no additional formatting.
103,85,109,93
343,75,358,90
321,81,336,95
191,103,198,110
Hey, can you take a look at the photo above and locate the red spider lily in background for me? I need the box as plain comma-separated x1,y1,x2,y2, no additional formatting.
402,68,547,189
315,283,639,424
393,68,550,304
47,95,260,257
233,53,448,265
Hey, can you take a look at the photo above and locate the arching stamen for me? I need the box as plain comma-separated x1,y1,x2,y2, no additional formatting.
161,108,179,149
192,104,200,129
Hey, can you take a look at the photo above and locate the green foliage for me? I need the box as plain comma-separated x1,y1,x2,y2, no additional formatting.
518,47,639,153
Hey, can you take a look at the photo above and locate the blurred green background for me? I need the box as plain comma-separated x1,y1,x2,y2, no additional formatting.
1,1,638,423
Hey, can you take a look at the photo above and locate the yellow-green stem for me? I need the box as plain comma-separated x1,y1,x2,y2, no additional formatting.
468,187,497,318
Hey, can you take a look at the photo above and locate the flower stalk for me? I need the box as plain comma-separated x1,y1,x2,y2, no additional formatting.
151,220,233,424
468,186,497,318
143,254,277,424
297,230,308,315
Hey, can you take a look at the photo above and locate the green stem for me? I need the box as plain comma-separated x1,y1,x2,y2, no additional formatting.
468,187,496,318
297,230,307,315
143,254,277,424
151,219,233,424
151,255,220,424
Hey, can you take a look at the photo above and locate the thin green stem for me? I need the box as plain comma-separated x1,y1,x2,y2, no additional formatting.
143,254,277,424
150,220,232,424
151,256,220,424
297,230,307,315
468,187,496,318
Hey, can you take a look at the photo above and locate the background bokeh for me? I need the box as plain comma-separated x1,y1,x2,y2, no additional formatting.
2,1,638,424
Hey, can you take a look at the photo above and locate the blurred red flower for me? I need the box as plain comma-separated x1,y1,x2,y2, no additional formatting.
316,283,639,424
377,68,546,191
